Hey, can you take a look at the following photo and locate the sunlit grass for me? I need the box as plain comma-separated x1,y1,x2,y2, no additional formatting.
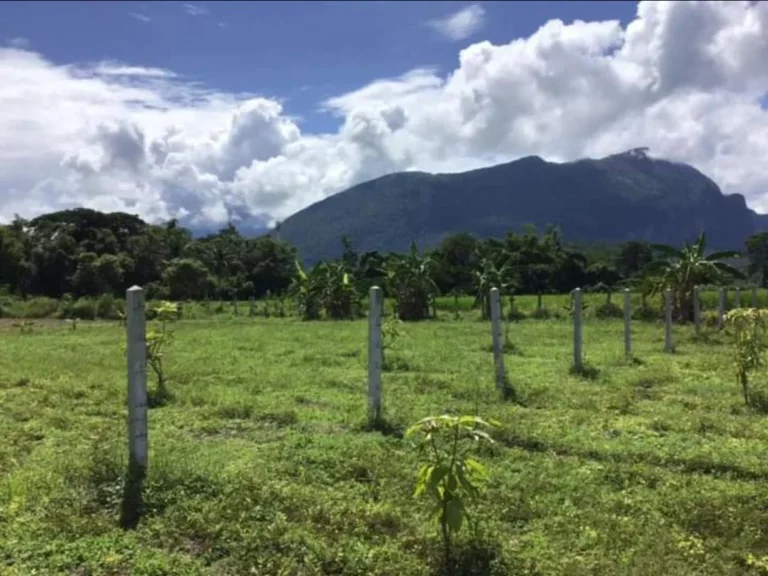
1,310,767,575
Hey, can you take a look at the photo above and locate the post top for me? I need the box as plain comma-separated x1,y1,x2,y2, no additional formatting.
127,285,143,292
574,287,581,292
624,288,630,292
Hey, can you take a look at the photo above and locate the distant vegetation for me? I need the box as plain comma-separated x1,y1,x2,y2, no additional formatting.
0,208,766,321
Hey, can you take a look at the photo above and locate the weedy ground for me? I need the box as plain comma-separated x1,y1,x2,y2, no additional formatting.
2,299,768,575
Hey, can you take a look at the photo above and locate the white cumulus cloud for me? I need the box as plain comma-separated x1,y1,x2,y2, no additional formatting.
1,0,768,232
428,4,487,41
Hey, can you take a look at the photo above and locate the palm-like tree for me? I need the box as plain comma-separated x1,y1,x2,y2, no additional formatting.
643,232,744,322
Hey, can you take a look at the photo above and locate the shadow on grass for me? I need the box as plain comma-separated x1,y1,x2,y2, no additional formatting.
569,361,600,380
496,430,768,482
432,537,511,576
119,458,146,530
358,417,405,439
689,332,726,346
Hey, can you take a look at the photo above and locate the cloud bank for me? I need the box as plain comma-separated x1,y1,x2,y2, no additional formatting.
1,1,768,233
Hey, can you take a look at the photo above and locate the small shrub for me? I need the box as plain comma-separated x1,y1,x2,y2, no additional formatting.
595,301,623,319
71,298,97,320
381,316,403,364
23,297,59,319
146,301,179,407
702,310,720,328
97,293,118,319
725,308,768,411
57,293,75,319
406,414,500,566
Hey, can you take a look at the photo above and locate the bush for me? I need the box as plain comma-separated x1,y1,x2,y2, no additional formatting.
595,302,623,319
97,293,119,319
71,298,97,320
57,294,75,319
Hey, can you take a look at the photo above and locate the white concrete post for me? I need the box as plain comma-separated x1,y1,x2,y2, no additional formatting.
573,288,583,370
693,285,701,335
368,286,383,423
735,287,741,309
718,288,726,329
249,296,256,317
752,287,758,309
664,289,673,353
126,286,148,470
490,288,507,390
623,289,632,361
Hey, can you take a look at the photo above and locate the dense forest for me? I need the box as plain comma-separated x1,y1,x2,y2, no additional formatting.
0,208,766,305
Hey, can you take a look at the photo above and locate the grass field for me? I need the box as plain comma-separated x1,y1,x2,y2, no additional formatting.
2,307,768,575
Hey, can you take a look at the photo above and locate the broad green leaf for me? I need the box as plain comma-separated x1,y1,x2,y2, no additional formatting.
445,498,464,533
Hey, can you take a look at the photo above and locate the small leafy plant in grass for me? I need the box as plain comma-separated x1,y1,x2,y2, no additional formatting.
725,308,768,411
146,301,178,407
406,414,500,568
381,315,406,371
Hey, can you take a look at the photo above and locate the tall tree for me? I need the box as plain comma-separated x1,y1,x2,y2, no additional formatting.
745,232,768,288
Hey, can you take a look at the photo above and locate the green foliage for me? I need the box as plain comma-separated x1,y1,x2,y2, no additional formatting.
385,242,439,321
644,232,744,322
146,301,178,406
71,298,97,320
745,232,768,288
725,308,768,411
596,301,623,319
0,208,295,304
290,260,360,320
406,414,499,564
381,315,405,371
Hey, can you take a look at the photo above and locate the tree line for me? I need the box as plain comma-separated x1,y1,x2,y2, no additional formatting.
1,208,766,308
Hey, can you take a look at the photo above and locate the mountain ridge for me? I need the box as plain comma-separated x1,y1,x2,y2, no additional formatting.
277,149,767,264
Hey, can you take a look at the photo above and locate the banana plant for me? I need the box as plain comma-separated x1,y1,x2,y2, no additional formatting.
384,242,439,321
472,256,515,320
289,260,322,320
643,231,744,322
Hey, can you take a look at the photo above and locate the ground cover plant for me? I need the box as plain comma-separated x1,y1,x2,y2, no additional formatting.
2,306,768,575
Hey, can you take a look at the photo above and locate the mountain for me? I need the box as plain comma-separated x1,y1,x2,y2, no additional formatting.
277,149,767,264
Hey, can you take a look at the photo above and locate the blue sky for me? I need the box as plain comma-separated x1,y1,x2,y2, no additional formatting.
0,1,638,133
1,1,767,229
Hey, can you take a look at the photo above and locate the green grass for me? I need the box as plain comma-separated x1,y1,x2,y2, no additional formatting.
2,312,768,575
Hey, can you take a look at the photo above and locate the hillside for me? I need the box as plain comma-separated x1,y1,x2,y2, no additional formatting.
278,149,767,264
